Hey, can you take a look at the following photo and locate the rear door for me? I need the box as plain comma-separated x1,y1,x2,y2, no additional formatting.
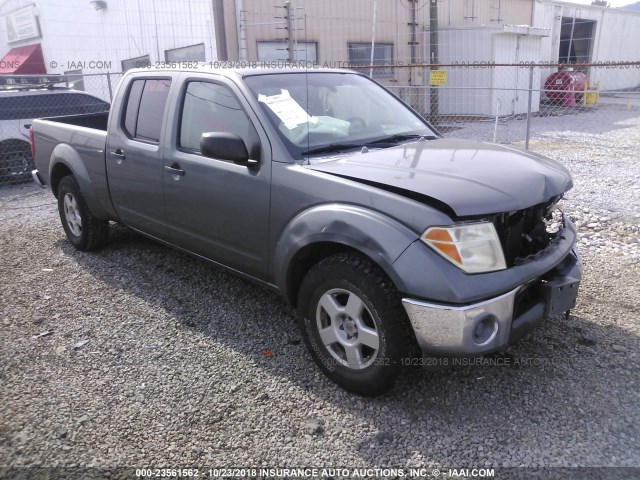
106,75,173,238
162,74,271,279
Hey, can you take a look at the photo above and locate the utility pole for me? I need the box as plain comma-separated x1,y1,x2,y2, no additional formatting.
408,0,418,84
369,0,378,78
235,0,247,61
408,0,419,112
429,0,439,123
284,1,294,62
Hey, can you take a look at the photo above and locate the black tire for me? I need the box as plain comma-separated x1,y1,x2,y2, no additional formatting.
0,140,34,185
296,252,417,396
57,175,109,251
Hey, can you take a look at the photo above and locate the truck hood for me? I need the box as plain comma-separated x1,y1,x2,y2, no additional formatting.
305,138,573,217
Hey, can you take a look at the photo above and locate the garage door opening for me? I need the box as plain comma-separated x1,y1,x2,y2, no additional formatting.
559,17,596,65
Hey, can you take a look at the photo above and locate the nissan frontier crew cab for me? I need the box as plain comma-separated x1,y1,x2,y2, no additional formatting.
30,67,582,396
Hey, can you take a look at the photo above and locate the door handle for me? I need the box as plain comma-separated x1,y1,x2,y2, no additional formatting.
165,164,185,176
111,148,126,163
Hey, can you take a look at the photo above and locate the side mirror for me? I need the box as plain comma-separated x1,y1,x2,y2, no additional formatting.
200,132,258,166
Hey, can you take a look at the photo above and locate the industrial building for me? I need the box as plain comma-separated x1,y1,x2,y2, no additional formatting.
214,0,640,115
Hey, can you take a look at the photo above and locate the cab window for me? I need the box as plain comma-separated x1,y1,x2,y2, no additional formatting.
122,79,171,142
179,81,256,154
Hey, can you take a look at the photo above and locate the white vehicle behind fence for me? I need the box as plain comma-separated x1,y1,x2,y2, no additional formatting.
0,84,109,186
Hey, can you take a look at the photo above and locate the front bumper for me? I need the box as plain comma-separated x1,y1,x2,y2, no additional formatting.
402,247,582,355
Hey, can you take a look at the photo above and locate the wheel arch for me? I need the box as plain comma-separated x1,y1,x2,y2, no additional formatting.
285,242,373,307
48,143,111,219
275,204,418,307
50,162,73,197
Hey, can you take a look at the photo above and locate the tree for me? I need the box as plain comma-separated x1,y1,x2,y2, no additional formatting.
591,0,610,6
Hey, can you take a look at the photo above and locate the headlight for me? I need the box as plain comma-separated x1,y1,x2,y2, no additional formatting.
421,222,507,274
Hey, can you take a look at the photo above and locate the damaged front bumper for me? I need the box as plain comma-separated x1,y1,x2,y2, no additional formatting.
401,245,582,356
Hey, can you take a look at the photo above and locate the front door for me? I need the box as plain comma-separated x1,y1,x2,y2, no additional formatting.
162,78,271,279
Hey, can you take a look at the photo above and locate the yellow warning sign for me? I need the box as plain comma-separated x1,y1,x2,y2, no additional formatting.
429,70,447,86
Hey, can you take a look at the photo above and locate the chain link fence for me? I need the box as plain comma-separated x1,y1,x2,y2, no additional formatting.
1,63,638,188
384,62,640,147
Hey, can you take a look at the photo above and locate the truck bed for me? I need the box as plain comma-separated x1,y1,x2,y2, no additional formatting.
31,112,109,201
43,111,109,131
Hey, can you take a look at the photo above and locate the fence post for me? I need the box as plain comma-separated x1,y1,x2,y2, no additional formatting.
493,99,500,143
106,72,113,101
428,0,439,123
525,66,534,150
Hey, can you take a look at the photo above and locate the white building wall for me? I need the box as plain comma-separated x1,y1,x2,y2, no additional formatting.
0,0,216,76
492,33,543,116
434,28,494,116
437,0,534,28
428,27,545,116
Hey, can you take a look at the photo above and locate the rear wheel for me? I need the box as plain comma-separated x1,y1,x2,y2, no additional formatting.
297,252,416,396
0,140,34,185
57,175,109,251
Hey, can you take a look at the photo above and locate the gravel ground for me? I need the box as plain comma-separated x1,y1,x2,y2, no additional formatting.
1,105,639,478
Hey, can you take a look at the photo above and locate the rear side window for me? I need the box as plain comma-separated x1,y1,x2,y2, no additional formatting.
123,80,144,136
122,78,171,142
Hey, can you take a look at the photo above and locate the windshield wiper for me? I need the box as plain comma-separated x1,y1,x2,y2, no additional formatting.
366,133,437,145
301,134,437,156
301,143,363,156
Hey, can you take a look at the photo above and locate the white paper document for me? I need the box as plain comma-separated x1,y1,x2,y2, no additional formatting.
258,89,317,130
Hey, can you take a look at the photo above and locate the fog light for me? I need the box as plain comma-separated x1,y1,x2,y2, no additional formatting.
472,315,498,345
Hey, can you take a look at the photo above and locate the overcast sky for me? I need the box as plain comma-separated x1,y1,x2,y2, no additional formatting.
562,0,636,7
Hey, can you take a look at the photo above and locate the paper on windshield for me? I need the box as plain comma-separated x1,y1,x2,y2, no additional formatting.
258,89,317,130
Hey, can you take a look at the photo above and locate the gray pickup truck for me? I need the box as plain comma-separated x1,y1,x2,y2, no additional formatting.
31,67,582,396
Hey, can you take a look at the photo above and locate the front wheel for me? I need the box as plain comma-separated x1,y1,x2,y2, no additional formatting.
57,175,109,251
297,253,416,396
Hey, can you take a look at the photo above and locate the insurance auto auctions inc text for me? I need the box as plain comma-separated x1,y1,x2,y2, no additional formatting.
202,467,495,478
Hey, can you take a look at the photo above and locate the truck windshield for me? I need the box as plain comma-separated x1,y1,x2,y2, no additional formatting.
244,72,437,160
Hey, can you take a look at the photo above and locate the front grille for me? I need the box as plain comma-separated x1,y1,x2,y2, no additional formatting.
493,197,562,266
